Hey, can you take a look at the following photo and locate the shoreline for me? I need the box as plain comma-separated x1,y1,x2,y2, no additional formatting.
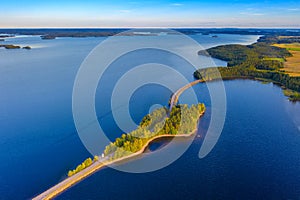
197,75,300,101
33,111,205,200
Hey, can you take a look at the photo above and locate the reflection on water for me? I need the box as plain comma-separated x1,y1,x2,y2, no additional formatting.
284,100,300,134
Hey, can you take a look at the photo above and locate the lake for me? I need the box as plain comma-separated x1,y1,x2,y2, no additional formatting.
59,80,300,200
1,32,299,199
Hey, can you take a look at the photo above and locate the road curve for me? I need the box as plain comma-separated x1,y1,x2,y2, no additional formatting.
33,79,204,200
169,79,204,111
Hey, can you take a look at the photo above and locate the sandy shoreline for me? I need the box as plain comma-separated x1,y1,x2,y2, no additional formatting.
34,77,205,200
32,111,204,200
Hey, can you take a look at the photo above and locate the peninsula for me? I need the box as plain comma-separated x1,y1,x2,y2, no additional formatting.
33,82,206,200
34,104,205,200
195,35,300,101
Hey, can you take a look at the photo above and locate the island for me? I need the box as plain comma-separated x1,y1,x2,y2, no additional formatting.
0,44,32,50
0,44,21,49
23,46,31,50
0,34,14,39
195,35,300,101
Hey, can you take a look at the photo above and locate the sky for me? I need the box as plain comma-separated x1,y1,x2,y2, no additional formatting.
0,0,300,28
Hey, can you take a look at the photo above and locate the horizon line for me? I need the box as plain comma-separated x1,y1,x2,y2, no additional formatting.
0,26,300,29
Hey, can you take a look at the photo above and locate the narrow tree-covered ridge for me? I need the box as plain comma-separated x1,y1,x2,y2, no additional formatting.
195,36,300,101
68,103,205,177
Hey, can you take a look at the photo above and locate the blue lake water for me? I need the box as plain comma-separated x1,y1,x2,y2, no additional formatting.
1,33,299,199
59,80,300,200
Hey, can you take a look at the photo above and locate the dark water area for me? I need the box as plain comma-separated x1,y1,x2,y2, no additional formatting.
58,80,300,200
2,33,299,200
146,137,174,152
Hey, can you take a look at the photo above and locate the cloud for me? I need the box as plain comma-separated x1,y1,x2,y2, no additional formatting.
119,10,131,13
252,13,265,16
287,8,300,11
240,12,265,16
171,3,183,6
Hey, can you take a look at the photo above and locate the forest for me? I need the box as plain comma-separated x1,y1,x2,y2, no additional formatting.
196,36,300,101
198,42,291,67
67,156,99,177
258,35,300,44
67,103,205,176
104,103,205,161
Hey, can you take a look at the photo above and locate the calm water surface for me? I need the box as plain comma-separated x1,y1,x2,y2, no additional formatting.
59,80,300,200
2,34,299,200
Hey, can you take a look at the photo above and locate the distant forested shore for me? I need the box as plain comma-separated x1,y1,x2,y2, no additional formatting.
195,35,300,101
0,28,300,40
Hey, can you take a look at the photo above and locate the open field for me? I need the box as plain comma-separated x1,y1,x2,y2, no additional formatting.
278,36,300,39
263,57,285,62
274,43,300,51
273,43,300,77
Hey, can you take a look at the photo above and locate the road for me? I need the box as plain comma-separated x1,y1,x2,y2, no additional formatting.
169,79,204,111
33,79,204,200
